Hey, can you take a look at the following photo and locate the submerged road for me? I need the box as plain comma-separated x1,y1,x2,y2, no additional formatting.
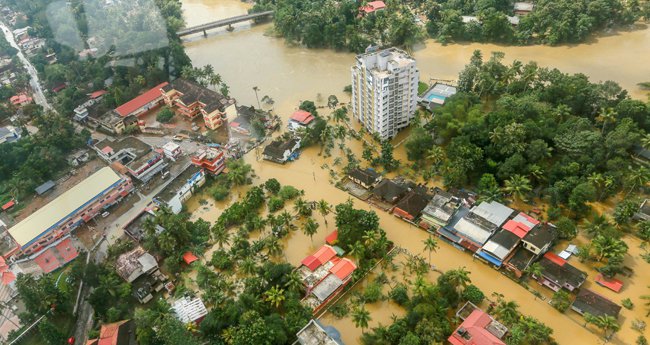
0,22,53,112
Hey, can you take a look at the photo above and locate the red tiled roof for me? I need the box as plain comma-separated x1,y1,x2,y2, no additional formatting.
55,238,78,264
329,258,356,280
301,255,320,271
595,274,623,292
313,245,337,264
52,84,67,92
1,271,15,285
361,0,386,13
97,320,129,345
101,146,113,155
448,309,506,345
90,90,108,99
2,200,15,211
543,252,566,266
502,220,530,239
115,82,168,117
34,248,61,273
325,230,338,245
10,94,32,105
290,110,314,125
183,251,198,264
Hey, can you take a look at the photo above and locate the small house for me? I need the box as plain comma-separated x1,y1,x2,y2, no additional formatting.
536,252,587,292
288,110,315,132
172,295,208,325
85,319,137,345
521,222,557,255
371,179,408,205
295,319,344,345
514,2,534,15
348,167,381,189
476,213,539,267
154,165,206,214
420,189,461,230
359,1,386,15
449,302,507,345
262,137,301,164
571,289,622,318
448,201,514,252
0,126,20,144
393,189,432,221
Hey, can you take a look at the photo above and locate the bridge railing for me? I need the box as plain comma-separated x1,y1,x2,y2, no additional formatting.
177,11,274,36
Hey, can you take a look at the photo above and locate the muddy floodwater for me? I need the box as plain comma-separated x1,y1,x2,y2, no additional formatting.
182,1,650,344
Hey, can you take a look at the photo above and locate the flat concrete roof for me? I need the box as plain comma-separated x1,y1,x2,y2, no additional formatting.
8,167,122,248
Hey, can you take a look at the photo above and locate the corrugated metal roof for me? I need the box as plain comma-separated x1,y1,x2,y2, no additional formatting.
8,167,123,247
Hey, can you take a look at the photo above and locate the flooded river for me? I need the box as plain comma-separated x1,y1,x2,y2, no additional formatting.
181,1,650,344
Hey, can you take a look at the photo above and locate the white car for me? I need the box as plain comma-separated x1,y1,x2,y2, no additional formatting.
101,211,110,218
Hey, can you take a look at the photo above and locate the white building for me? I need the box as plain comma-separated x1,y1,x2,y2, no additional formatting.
351,47,419,140
154,165,206,214
172,295,208,324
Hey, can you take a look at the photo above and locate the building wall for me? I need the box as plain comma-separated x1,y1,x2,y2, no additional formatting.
164,170,206,214
128,155,167,183
16,177,133,258
351,48,419,140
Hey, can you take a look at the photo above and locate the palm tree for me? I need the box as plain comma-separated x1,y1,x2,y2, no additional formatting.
302,217,319,243
524,262,543,279
494,300,520,326
212,224,230,248
594,314,620,339
641,133,650,150
362,230,379,247
316,199,332,226
228,168,248,186
592,235,628,262
584,213,613,237
264,285,285,308
351,305,371,332
423,236,438,267
277,210,297,232
240,258,257,275
252,86,261,108
410,275,428,298
293,197,312,217
446,268,471,294
349,241,366,259
503,174,532,203
266,237,284,258
284,270,304,294
625,166,650,196
426,145,445,167
596,107,617,134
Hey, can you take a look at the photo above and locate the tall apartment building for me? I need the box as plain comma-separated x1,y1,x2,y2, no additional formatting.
351,48,419,140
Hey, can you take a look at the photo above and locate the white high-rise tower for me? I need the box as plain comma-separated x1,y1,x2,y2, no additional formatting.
351,47,419,140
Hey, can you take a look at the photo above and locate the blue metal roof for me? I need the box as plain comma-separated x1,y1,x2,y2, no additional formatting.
476,250,503,267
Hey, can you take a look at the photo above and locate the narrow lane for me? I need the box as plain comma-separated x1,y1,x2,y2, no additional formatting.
0,22,53,112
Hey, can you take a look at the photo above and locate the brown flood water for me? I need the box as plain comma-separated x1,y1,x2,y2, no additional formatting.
182,1,650,344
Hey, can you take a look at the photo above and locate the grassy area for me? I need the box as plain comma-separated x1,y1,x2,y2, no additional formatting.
418,81,429,95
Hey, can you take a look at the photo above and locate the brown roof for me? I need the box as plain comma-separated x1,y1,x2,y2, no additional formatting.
163,78,232,113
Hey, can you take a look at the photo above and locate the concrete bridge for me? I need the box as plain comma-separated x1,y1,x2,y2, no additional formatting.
177,11,274,37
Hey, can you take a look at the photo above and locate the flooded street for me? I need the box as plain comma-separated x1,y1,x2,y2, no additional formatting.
181,1,650,344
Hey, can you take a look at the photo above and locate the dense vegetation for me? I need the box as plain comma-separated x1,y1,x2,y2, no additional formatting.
360,267,555,344
406,51,649,219
425,0,648,44
4,0,191,114
256,0,424,52
256,0,650,50
0,113,89,204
